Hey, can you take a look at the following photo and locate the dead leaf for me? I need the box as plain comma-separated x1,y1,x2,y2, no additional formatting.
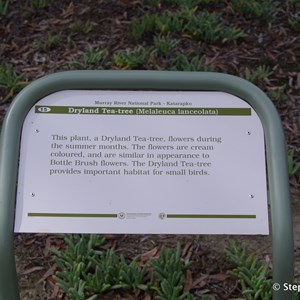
207,273,230,282
36,264,57,285
191,274,209,289
43,236,52,257
182,241,193,257
143,294,152,300
191,273,229,289
22,266,44,275
50,284,60,298
141,247,159,262
61,2,74,18
184,269,193,293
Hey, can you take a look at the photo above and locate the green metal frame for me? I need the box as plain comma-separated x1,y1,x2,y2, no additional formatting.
0,71,294,299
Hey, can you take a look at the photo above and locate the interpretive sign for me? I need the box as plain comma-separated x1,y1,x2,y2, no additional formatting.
14,90,268,234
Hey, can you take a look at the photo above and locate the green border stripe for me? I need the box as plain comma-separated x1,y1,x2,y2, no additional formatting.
35,106,251,116
28,213,118,218
167,214,256,219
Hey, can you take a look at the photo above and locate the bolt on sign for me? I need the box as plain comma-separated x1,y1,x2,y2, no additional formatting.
14,88,268,234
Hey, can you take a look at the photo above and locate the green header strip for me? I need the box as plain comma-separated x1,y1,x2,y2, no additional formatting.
167,214,256,219
35,105,251,116
28,213,118,218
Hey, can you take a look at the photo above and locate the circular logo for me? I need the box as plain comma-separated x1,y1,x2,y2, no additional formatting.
159,213,166,220
272,283,280,291
118,212,126,219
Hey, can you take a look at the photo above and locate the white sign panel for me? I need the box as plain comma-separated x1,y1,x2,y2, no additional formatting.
15,90,269,234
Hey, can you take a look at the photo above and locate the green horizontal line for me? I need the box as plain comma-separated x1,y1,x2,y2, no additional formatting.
28,213,118,218
167,214,256,219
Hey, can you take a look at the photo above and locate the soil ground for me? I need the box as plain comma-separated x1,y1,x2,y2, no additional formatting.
1,0,299,299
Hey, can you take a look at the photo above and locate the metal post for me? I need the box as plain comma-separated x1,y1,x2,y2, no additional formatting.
0,71,294,299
